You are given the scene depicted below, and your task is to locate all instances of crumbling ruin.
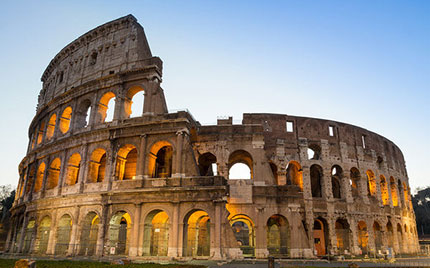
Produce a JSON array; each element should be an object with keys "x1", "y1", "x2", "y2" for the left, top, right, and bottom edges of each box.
[{"x1": 6, "y1": 15, "x2": 419, "y2": 260}]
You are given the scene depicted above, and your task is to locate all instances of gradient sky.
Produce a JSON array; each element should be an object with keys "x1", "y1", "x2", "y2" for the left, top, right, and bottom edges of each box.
[{"x1": 0, "y1": 0, "x2": 428, "y2": 192}]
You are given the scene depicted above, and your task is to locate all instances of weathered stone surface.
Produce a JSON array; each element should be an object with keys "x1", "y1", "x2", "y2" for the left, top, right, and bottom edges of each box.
[{"x1": 6, "y1": 14, "x2": 419, "y2": 261}]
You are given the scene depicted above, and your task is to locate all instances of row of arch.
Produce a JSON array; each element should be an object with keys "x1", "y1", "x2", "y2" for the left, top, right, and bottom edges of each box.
[
  {"x1": 9, "y1": 209, "x2": 417, "y2": 257},
  {"x1": 30, "y1": 87, "x2": 145, "y2": 150}
]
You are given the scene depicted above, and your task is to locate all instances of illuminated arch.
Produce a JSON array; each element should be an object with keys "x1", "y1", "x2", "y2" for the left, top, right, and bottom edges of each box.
[
  {"x1": 380, "y1": 175, "x2": 389, "y2": 205},
  {"x1": 45, "y1": 114, "x2": 56, "y2": 140},
  {"x1": 229, "y1": 214, "x2": 255, "y2": 256},
  {"x1": 357, "y1": 221, "x2": 368, "y2": 254},
  {"x1": 390, "y1": 177, "x2": 398, "y2": 206},
  {"x1": 107, "y1": 211, "x2": 132, "y2": 255},
  {"x1": 116, "y1": 144, "x2": 137, "y2": 180},
  {"x1": 350, "y1": 168, "x2": 361, "y2": 198},
  {"x1": 55, "y1": 214, "x2": 72, "y2": 255},
  {"x1": 97, "y1": 92, "x2": 116, "y2": 123},
  {"x1": 36, "y1": 216, "x2": 51, "y2": 254},
  {"x1": 59, "y1": 106, "x2": 72, "y2": 134},
  {"x1": 286, "y1": 161, "x2": 303, "y2": 190},
  {"x1": 267, "y1": 214, "x2": 289, "y2": 256},
  {"x1": 335, "y1": 218, "x2": 350, "y2": 253},
  {"x1": 125, "y1": 85, "x2": 145, "y2": 118},
  {"x1": 366, "y1": 170, "x2": 376, "y2": 196},
  {"x1": 198, "y1": 152, "x2": 217, "y2": 176},
  {"x1": 34, "y1": 162, "x2": 46, "y2": 193},
  {"x1": 88, "y1": 148, "x2": 107, "y2": 183},
  {"x1": 65, "y1": 153, "x2": 81, "y2": 186},
  {"x1": 78, "y1": 212, "x2": 99, "y2": 256},
  {"x1": 46, "y1": 158, "x2": 61, "y2": 189},
  {"x1": 148, "y1": 141, "x2": 173, "y2": 178},
  {"x1": 142, "y1": 210, "x2": 169, "y2": 256},
  {"x1": 183, "y1": 209, "x2": 210, "y2": 257},
  {"x1": 36, "y1": 121, "x2": 46, "y2": 144}
]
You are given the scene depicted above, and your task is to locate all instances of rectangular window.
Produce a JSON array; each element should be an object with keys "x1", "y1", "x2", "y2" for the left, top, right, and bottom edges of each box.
[
  {"x1": 329, "y1": 126, "x2": 334, "y2": 136},
  {"x1": 286, "y1": 121, "x2": 293, "y2": 132},
  {"x1": 362, "y1": 135, "x2": 366, "y2": 148}
]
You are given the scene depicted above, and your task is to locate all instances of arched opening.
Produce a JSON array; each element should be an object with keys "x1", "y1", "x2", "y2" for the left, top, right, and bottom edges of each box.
[
  {"x1": 75, "y1": 99, "x2": 92, "y2": 128},
  {"x1": 366, "y1": 170, "x2": 376, "y2": 196},
  {"x1": 403, "y1": 182, "x2": 409, "y2": 204},
  {"x1": 34, "y1": 163, "x2": 46, "y2": 193},
  {"x1": 126, "y1": 86, "x2": 145, "y2": 118},
  {"x1": 313, "y1": 218, "x2": 328, "y2": 256},
  {"x1": 98, "y1": 92, "x2": 116, "y2": 123},
  {"x1": 88, "y1": 148, "x2": 106, "y2": 183},
  {"x1": 357, "y1": 221, "x2": 368, "y2": 254},
  {"x1": 183, "y1": 210, "x2": 210, "y2": 257},
  {"x1": 149, "y1": 141, "x2": 173, "y2": 178},
  {"x1": 310, "y1": 164, "x2": 323, "y2": 198},
  {"x1": 36, "y1": 216, "x2": 51, "y2": 254},
  {"x1": 198, "y1": 152, "x2": 217, "y2": 176},
  {"x1": 387, "y1": 221, "x2": 394, "y2": 249},
  {"x1": 59, "y1": 106, "x2": 72, "y2": 134},
  {"x1": 267, "y1": 214, "x2": 289, "y2": 256},
  {"x1": 335, "y1": 219, "x2": 350, "y2": 253},
  {"x1": 79, "y1": 212, "x2": 99, "y2": 256},
  {"x1": 46, "y1": 114, "x2": 56, "y2": 140},
  {"x1": 286, "y1": 161, "x2": 303, "y2": 190},
  {"x1": 65, "y1": 153, "x2": 81, "y2": 186},
  {"x1": 55, "y1": 214, "x2": 72, "y2": 255},
  {"x1": 390, "y1": 177, "x2": 398, "y2": 206},
  {"x1": 107, "y1": 211, "x2": 131, "y2": 255},
  {"x1": 230, "y1": 214, "x2": 255, "y2": 257},
  {"x1": 228, "y1": 150, "x2": 253, "y2": 180},
  {"x1": 307, "y1": 144, "x2": 321, "y2": 160},
  {"x1": 37, "y1": 121, "x2": 46, "y2": 145},
  {"x1": 380, "y1": 175, "x2": 389, "y2": 205},
  {"x1": 46, "y1": 158, "x2": 61, "y2": 190},
  {"x1": 26, "y1": 166, "x2": 35, "y2": 194},
  {"x1": 331, "y1": 165, "x2": 343, "y2": 199},
  {"x1": 22, "y1": 219, "x2": 35, "y2": 254},
  {"x1": 269, "y1": 162, "x2": 278, "y2": 184},
  {"x1": 143, "y1": 210, "x2": 169, "y2": 256},
  {"x1": 398, "y1": 180, "x2": 404, "y2": 206},
  {"x1": 350, "y1": 168, "x2": 361, "y2": 198},
  {"x1": 373, "y1": 221, "x2": 383, "y2": 253},
  {"x1": 116, "y1": 145, "x2": 137, "y2": 180}
]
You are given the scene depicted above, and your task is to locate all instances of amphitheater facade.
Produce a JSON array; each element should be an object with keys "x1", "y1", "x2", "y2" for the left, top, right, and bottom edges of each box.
[{"x1": 6, "y1": 15, "x2": 419, "y2": 260}]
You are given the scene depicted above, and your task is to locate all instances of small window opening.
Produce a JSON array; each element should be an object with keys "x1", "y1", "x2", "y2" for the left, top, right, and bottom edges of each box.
[
  {"x1": 59, "y1": 71, "x2": 64, "y2": 83},
  {"x1": 286, "y1": 121, "x2": 293, "y2": 132},
  {"x1": 307, "y1": 144, "x2": 321, "y2": 160},
  {"x1": 109, "y1": 70, "x2": 115, "y2": 75},
  {"x1": 90, "y1": 52, "x2": 98, "y2": 65},
  {"x1": 212, "y1": 163, "x2": 218, "y2": 176},
  {"x1": 362, "y1": 135, "x2": 366, "y2": 149},
  {"x1": 329, "y1": 126, "x2": 334, "y2": 137}
]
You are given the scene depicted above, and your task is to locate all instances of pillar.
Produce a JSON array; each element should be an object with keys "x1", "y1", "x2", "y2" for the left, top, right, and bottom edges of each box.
[
  {"x1": 136, "y1": 134, "x2": 147, "y2": 180},
  {"x1": 129, "y1": 204, "x2": 141, "y2": 256},
  {"x1": 173, "y1": 131, "x2": 184, "y2": 178},
  {"x1": 167, "y1": 203, "x2": 180, "y2": 257},
  {"x1": 255, "y1": 208, "x2": 269, "y2": 258},
  {"x1": 67, "y1": 206, "x2": 80, "y2": 256},
  {"x1": 78, "y1": 144, "x2": 89, "y2": 193}
]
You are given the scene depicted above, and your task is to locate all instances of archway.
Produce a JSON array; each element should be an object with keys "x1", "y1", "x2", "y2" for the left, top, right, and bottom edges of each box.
[
  {"x1": 313, "y1": 218, "x2": 328, "y2": 256},
  {"x1": 126, "y1": 86, "x2": 145, "y2": 118},
  {"x1": 230, "y1": 214, "x2": 255, "y2": 256},
  {"x1": 46, "y1": 114, "x2": 56, "y2": 140},
  {"x1": 331, "y1": 166, "x2": 343, "y2": 199},
  {"x1": 267, "y1": 214, "x2": 289, "y2": 256},
  {"x1": 36, "y1": 216, "x2": 51, "y2": 254},
  {"x1": 350, "y1": 168, "x2": 361, "y2": 199},
  {"x1": 65, "y1": 153, "x2": 81, "y2": 186},
  {"x1": 34, "y1": 163, "x2": 46, "y2": 193},
  {"x1": 380, "y1": 175, "x2": 389, "y2": 205},
  {"x1": 75, "y1": 99, "x2": 92, "y2": 128},
  {"x1": 79, "y1": 212, "x2": 99, "y2": 256},
  {"x1": 198, "y1": 152, "x2": 217, "y2": 176},
  {"x1": 357, "y1": 221, "x2": 368, "y2": 254},
  {"x1": 183, "y1": 210, "x2": 210, "y2": 257},
  {"x1": 143, "y1": 210, "x2": 169, "y2": 256},
  {"x1": 88, "y1": 148, "x2": 106, "y2": 183},
  {"x1": 335, "y1": 219, "x2": 350, "y2": 253},
  {"x1": 107, "y1": 211, "x2": 131, "y2": 255},
  {"x1": 310, "y1": 165, "x2": 323, "y2": 198},
  {"x1": 98, "y1": 92, "x2": 116, "y2": 123},
  {"x1": 386, "y1": 221, "x2": 394, "y2": 250},
  {"x1": 366, "y1": 170, "x2": 376, "y2": 196},
  {"x1": 46, "y1": 158, "x2": 61, "y2": 189},
  {"x1": 373, "y1": 221, "x2": 383, "y2": 253},
  {"x1": 59, "y1": 106, "x2": 73, "y2": 134},
  {"x1": 149, "y1": 141, "x2": 173, "y2": 178},
  {"x1": 228, "y1": 150, "x2": 253, "y2": 180},
  {"x1": 22, "y1": 219, "x2": 35, "y2": 253},
  {"x1": 286, "y1": 161, "x2": 303, "y2": 190},
  {"x1": 397, "y1": 223, "x2": 403, "y2": 253},
  {"x1": 116, "y1": 144, "x2": 137, "y2": 180},
  {"x1": 390, "y1": 177, "x2": 398, "y2": 206},
  {"x1": 55, "y1": 214, "x2": 72, "y2": 255}
]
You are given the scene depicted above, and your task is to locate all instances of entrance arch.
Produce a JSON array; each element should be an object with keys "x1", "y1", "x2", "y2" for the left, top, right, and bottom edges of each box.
[
  {"x1": 22, "y1": 219, "x2": 35, "y2": 254},
  {"x1": 143, "y1": 210, "x2": 169, "y2": 256},
  {"x1": 313, "y1": 218, "x2": 328, "y2": 256},
  {"x1": 357, "y1": 221, "x2": 369, "y2": 254},
  {"x1": 267, "y1": 214, "x2": 289, "y2": 256},
  {"x1": 183, "y1": 210, "x2": 210, "y2": 257},
  {"x1": 79, "y1": 212, "x2": 99, "y2": 256},
  {"x1": 107, "y1": 211, "x2": 131, "y2": 255},
  {"x1": 373, "y1": 221, "x2": 383, "y2": 253},
  {"x1": 36, "y1": 216, "x2": 51, "y2": 254},
  {"x1": 230, "y1": 214, "x2": 255, "y2": 256},
  {"x1": 55, "y1": 214, "x2": 72, "y2": 255},
  {"x1": 335, "y1": 219, "x2": 350, "y2": 254}
]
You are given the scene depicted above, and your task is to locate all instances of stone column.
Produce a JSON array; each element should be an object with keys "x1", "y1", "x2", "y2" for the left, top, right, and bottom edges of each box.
[
  {"x1": 211, "y1": 201, "x2": 223, "y2": 259},
  {"x1": 46, "y1": 210, "x2": 58, "y2": 255},
  {"x1": 107, "y1": 141, "x2": 118, "y2": 191},
  {"x1": 323, "y1": 167, "x2": 333, "y2": 200},
  {"x1": 40, "y1": 156, "x2": 51, "y2": 199},
  {"x1": 167, "y1": 203, "x2": 180, "y2": 257},
  {"x1": 173, "y1": 131, "x2": 184, "y2": 178},
  {"x1": 6, "y1": 217, "x2": 17, "y2": 252},
  {"x1": 327, "y1": 217, "x2": 337, "y2": 254},
  {"x1": 20, "y1": 166, "x2": 32, "y2": 202},
  {"x1": 374, "y1": 171, "x2": 383, "y2": 206},
  {"x1": 343, "y1": 173, "x2": 354, "y2": 203},
  {"x1": 113, "y1": 85, "x2": 125, "y2": 120},
  {"x1": 137, "y1": 205, "x2": 146, "y2": 256},
  {"x1": 96, "y1": 204, "x2": 109, "y2": 256},
  {"x1": 57, "y1": 150, "x2": 68, "y2": 195},
  {"x1": 136, "y1": 134, "x2": 147, "y2": 180},
  {"x1": 77, "y1": 144, "x2": 89, "y2": 193},
  {"x1": 67, "y1": 206, "x2": 80, "y2": 256},
  {"x1": 17, "y1": 215, "x2": 29, "y2": 253},
  {"x1": 349, "y1": 217, "x2": 360, "y2": 255},
  {"x1": 254, "y1": 208, "x2": 269, "y2": 258},
  {"x1": 129, "y1": 203, "x2": 141, "y2": 256}
]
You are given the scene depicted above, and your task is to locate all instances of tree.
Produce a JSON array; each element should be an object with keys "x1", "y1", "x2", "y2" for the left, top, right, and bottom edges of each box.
[{"x1": 412, "y1": 187, "x2": 430, "y2": 236}]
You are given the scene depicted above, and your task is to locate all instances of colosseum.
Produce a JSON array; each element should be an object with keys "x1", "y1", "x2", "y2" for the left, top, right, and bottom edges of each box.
[{"x1": 6, "y1": 15, "x2": 419, "y2": 260}]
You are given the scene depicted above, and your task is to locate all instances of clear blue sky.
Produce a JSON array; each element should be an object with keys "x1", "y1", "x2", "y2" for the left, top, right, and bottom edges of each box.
[{"x1": 0, "y1": 0, "x2": 428, "y2": 191}]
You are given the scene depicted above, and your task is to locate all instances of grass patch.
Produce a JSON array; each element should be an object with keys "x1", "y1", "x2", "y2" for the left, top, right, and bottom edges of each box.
[{"x1": 0, "y1": 259, "x2": 206, "y2": 268}]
